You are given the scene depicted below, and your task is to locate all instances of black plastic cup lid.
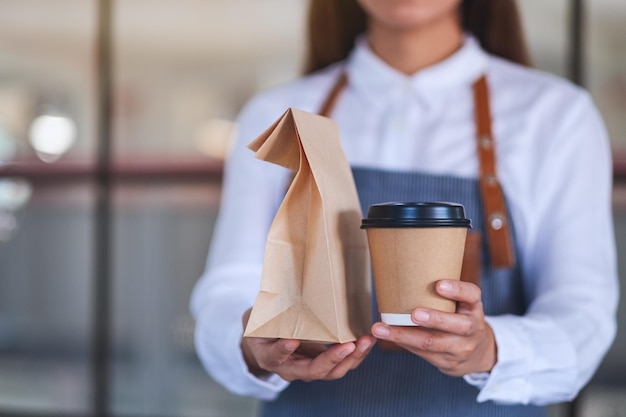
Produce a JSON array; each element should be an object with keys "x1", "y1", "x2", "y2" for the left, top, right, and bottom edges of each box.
[{"x1": 361, "y1": 202, "x2": 471, "y2": 229}]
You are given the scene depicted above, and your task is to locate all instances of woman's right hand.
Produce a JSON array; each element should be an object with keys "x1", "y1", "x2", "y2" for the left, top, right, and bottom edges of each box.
[{"x1": 240, "y1": 308, "x2": 376, "y2": 382}]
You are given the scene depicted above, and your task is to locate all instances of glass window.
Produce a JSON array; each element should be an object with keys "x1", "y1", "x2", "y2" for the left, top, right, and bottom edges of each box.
[
  {"x1": 0, "y1": 181, "x2": 94, "y2": 414},
  {"x1": 0, "y1": 0, "x2": 96, "y2": 414},
  {"x1": 110, "y1": 181, "x2": 258, "y2": 416},
  {"x1": 588, "y1": 0, "x2": 626, "y2": 150},
  {"x1": 517, "y1": 0, "x2": 569, "y2": 77},
  {"x1": 110, "y1": 0, "x2": 306, "y2": 415},
  {"x1": 0, "y1": 0, "x2": 97, "y2": 166},
  {"x1": 113, "y1": 0, "x2": 307, "y2": 163}
]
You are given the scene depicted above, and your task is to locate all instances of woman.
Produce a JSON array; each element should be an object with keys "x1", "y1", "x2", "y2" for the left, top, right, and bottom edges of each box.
[{"x1": 191, "y1": 0, "x2": 618, "y2": 416}]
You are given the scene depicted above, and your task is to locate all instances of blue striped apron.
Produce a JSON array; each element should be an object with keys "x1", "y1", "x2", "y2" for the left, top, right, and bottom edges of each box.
[{"x1": 260, "y1": 167, "x2": 545, "y2": 417}]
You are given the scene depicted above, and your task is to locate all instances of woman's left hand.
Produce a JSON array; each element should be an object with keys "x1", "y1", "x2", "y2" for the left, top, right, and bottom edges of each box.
[{"x1": 371, "y1": 279, "x2": 496, "y2": 377}]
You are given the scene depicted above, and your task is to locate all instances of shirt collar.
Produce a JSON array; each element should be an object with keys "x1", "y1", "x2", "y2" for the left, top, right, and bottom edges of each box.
[{"x1": 345, "y1": 34, "x2": 489, "y2": 106}]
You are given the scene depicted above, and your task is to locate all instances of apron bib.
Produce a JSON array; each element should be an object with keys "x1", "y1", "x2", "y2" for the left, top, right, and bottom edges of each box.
[{"x1": 260, "y1": 73, "x2": 544, "y2": 417}]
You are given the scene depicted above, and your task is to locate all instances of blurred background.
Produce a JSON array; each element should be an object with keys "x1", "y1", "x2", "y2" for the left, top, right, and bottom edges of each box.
[{"x1": 0, "y1": 0, "x2": 624, "y2": 416}]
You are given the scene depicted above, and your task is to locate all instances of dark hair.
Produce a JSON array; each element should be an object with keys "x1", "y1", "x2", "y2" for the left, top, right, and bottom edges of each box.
[{"x1": 303, "y1": 0, "x2": 531, "y2": 74}]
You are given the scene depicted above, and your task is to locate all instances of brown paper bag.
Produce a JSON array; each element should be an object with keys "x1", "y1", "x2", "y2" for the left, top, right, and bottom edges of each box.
[{"x1": 243, "y1": 108, "x2": 371, "y2": 344}]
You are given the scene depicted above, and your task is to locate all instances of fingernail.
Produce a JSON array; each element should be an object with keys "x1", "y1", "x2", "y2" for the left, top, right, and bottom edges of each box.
[
  {"x1": 439, "y1": 281, "x2": 453, "y2": 292},
  {"x1": 284, "y1": 341, "x2": 298, "y2": 352},
  {"x1": 359, "y1": 341, "x2": 372, "y2": 353},
  {"x1": 413, "y1": 309, "x2": 430, "y2": 323},
  {"x1": 373, "y1": 325, "x2": 390, "y2": 337},
  {"x1": 339, "y1": 347, "x2": 353, "y2": 358}
]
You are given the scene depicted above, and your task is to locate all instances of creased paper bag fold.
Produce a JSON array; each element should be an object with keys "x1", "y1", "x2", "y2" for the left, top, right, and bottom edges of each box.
[{"x1": 243, "y1": 108, "x2": 371, "y2": 344}]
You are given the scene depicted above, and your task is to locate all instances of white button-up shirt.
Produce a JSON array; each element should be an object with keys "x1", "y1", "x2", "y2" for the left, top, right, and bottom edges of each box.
[{"x1": 190, "y1": 36, "x2": 618, "y2": 405}]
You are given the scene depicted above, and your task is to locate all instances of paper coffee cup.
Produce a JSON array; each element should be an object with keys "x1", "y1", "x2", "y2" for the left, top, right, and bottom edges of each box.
[{"x1": 361, "y1": 202, "x2": 471, "y2": 326}]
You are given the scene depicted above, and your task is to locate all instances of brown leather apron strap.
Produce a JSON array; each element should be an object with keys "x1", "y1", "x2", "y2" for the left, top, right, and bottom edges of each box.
[
  {"x1": 319, "y1": 72, "x2": 516, "y2": 269},
  {"x1": 319, "y1": 72, "x2": 348, "y2": 117},
  {"x1": 473, "y1": 76, "x2": 516, "y2": 268}
]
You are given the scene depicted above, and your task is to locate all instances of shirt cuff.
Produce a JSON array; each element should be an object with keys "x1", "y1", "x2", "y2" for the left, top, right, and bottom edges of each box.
[
  {"x1": 235, "y1": 336, "x2": 291, "y2": 395},
  {"x1": 473, "y1": 315, "x2": 577, "y2": 405},
  {"x1": 463, "y1": 372, "x2": 490, "y2": 390},
  {"x1": 193, "y1": 298, "x2": 291, "y2": 401},
  {"x1": 473, "y1": 315, "x2": 534, "y2": 404}
]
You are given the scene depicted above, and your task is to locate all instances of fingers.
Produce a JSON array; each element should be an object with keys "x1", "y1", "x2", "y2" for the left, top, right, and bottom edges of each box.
[
  {"x1": 372, "y1": 323, "x2": 449, "y2": 353},
  {"x1": 251, "y1": 338, "x2": 300, "y2": 372},
  {"x1": 436, "y1": 280, "x2": 481, "y2": 305},
  {"x1": 241, "y1": 308, "x2": 375, "y2": 381},
  {"x1": 246, "y1": 336, "x2": 376, "y2": 382},
  {"x1": 241, "y1": 336, "x2": 299, "y2": 377},
  {"x1": 291, "y1": 342, "x2": 328, "y2": 360},
  {"x1": 411, "y1": 308, "x2": 477, "y2": 336},
  {"x1": 372, "y1": 322, "x2": 473, "y2": 356},
  {"x1": 370, "y1": 280, "x2": 482, "y2": 337},
  {"x1": 262, "y1": 339, "x2": 301, "y2": 367},
  {"x1": 298, "y1": 336, "x2": 376, "y2": 381},
  {"x1": 436, "y1": 279, "x2": 484, "y2": 316},
  {"x1": 300, "y1": 342, "x2": 356, "y2": 381},
  {"x1": 321, "y1": 336, "x2": 376, "y2": 378},
  {"x1": 370, "y1": 293, "x2": 497, "y2": 376},
  {"x1": 371, "y1": 322, "x2": 475, "y2": 376}
]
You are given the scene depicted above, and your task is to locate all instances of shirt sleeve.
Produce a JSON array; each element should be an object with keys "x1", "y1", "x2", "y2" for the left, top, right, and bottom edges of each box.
[
  {"x1": 467, "y1": 92, "x2": 619, "y2": 405},
  {"x1": 189, "y1": 96, "x2": 291, "y2": 400}
]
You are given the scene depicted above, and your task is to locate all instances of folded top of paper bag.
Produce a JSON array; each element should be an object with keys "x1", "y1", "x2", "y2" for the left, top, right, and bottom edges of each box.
[{"x1": 243, "y1": 108, "x2": 371, "y2": 344}]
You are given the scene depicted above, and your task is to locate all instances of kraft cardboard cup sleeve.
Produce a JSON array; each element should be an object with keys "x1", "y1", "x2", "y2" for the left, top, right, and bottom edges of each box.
[{"x1": 361, "y1": 202, "x2": 471, "y2": 326}]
